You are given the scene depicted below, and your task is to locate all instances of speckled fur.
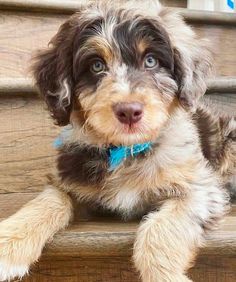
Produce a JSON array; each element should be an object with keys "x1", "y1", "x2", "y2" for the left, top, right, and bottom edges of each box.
[{"x1": 0, "y1": 1, "x2": 234, "y2": 281}]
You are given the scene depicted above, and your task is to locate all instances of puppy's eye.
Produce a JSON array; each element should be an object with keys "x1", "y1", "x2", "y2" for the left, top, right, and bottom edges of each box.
[
  {"x1": 144, "y1": 54, "x2": 158, "y2": 69},
  {"x1": 91, "y1": 60, "x2": 105, "y2": 74}
]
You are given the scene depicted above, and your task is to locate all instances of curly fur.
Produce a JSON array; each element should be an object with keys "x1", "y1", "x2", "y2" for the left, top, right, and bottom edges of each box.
[{"x1": 0, "y1": 1, "x2": 235, "y2": 281}]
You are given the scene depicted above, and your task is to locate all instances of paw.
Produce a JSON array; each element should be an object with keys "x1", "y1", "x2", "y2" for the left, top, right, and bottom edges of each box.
[
  {"x1": 0, "y1": 221, "x2": 42, "y2": 281},
  {"x1": 0, "y1": 262, "x2": 29, "y2": 281}
]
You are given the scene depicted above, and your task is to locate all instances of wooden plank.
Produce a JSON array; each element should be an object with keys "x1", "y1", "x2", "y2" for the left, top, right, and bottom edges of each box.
[
  {"x1": 1, "y1": 77, "x2": 236, "y2": 95},
  {"x1": 0, "y1": 0, "x2": 84, "y2": 14},
  {"x1": 203, "y1": 93, "x2": 236, "y2": 113},
  {"x1": 17, "y1": 216, "x2": 236, "y2": 257},
  {"x1": 0, "y1": 0, "x2": 187, "y2": 15},
  {"x1": 24, "y1": 257, "x2": 140, "y2": 282},
  {"x1": 1, "y1": 1, "x2": 236, "y2": 26},
  {"x1": 0, "y1": 78, "x2": 34, "y2": 94},
  {"x1": 0, "y1": 12, "x2": 66, "y2": 79},
  {"x1": 161, "y1": 0, "x2": 187, "y2": 8},
  {"x1": 207, "y1": 78, "x2": 236, "y2": 93},
  {"x1": 0, "y1": 12, "x2": 235, "y2": 79},
  {"x1": 181, "y1": 9, "x2": 236, "y2": 25},
  {"x1": 17, "y1": 256, "x2": 236, "y2": 282},
  {"x1": 0, "y1": 95, "x2": 59, "y2": 193},
  {"x1": 0, "y1": 192, "x2": 236, "y2": 258},
  {"x1": 190, "y1": 256, "x2": 236, "y2": 282},
  {"x1": 0, "y1": 0, "x2": 187, "y2": 12},
  {"x1": 0, "y1": 192, "x2": 36, "y2": 218},
  {"x1": 0, "y1": 197, "x2": 235, "y2": 281},
  {"x1": 194, "y1": 25, "x2": 236, "y2": 77}
]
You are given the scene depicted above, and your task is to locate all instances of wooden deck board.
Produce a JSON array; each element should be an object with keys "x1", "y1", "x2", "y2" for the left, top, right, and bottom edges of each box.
[
  {"x1": 0, "y1": 12, "x2": 235, "y2": 79},
  {"x1": 0, "y1": 193, "x2": 236, "y2": 281},
  {"x1": 18, "y1": 256, "x2": 236, "y2": 282},
  {"x1": 0, "y1": 95, "x2": 58, "y2": 193},
  {"x1": 0, "y1": 192, "x2": 236, "y2": 258}
]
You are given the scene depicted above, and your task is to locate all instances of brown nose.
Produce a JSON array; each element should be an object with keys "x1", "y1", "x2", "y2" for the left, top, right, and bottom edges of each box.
[{"x1": 113, "y1": 102, "x2": 143, "y2": 125}]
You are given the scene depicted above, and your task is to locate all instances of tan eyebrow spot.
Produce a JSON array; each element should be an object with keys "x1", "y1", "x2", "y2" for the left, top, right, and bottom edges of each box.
[
  {"x1": 137, "y1": 39, "x2": 148, "y2": 55},
  {"x1": 84, "y1": 36, "x2": 114, "y2": 63}
]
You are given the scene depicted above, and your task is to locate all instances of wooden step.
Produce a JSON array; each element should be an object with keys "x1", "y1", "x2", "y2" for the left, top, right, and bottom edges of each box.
[
  {"x1": 0, "y1": 6, "x2": 235, "y2": 78},
  {"x1": 0, "y1": 0, "x2": 188, "y2": 14},
  {"x1": 0, "y1": 193, "x2": 236, "y2": 281},
  {"x1": 2, "y1": 0, "x2": 236, "y2": 26}
]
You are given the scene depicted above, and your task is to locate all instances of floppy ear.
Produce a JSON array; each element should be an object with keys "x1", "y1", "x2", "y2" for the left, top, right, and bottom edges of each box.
[
  {"x1": 159, "y1": 8, "x2": 213, "y2": 109},
  {"x1": 174, "y1": 40, "x2": 213, "y2": 109},
  {"x1": 32, "y1": 16, "x2": 79, "y2": 126}
]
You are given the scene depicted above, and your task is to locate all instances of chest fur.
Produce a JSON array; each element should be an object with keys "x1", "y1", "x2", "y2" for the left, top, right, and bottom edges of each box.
[{"x1": 57, "y1": 149, "x2": 195, "y2": 216}]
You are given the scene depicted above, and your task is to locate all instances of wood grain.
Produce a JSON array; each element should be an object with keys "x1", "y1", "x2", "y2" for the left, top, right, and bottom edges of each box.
[
  {"x1": 189, "y1": 256, "x2": 236, "y2": 282},
  {"x1": 161, "y1": 0, "x2": 187, "y2": 8},
  {"x1": 0, "y1": 0, "x2": 187, "y2": 14},
  {"x1": 0, "y1": 95, "x2": 59, "y2": 193},
  {"x1": 195, "y1": 25, "x2": 236, "y2": 77},
  {"x1": 1, "y1": 194, "x2": 236, "y2": 281},
  {"x1": 0, "y1": 11, "x2": 66, "y2": 79},
  {"x1": 0, "y1": 12, "x2": 235, "y2": 79},
  {"x1": 15, "y1": 256, "x2": 236, "y2": 282},
  {"x1": 207, "y1": 77, "x2": 236, "y2": 93},
  {"x1": 181, "y1": 9, "x2": 236, "y2": 25},
  {"x1": 0, "y1": 0, "x2": 189, "y2": 14},
  {"x1": 2, "y1": 0, "x2": 236, "y2": 26},
  {"x1": 203, "y1": 93, "x2": 236, "y2": 113},
  {"x1": 0, "y1": 0, "x2": 85, "y2": 14},
  {"x1": 0, "y1": 78, "x2": 35, "y2": 94},
  {"x1": 24, "y1": 257, "x2": 140, "y2": 282},
  {"x1": 0, "y1": 192, "x2": 236, "y2": 258}
]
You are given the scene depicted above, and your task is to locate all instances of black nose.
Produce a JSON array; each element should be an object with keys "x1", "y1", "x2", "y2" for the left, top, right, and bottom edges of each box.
[{"x1": 113, "y1": 102, "x2": 143, "y2": 125}]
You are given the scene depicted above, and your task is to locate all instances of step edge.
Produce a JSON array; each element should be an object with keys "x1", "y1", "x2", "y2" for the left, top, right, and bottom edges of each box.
[
  {"x1": 0, "y1": 77, "x2": 236, "y2": 95},
  {"x1": 43, "y1": 223, "x2": 236, "y2": 257},
  {"x1": 0, "y1": 1, "x2": 235, "y2": 25}
]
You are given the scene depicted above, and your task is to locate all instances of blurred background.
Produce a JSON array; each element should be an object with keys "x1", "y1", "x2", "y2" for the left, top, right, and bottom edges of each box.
[{"x1": 188, "y1": 0, "x2": 235, "y2": 12}]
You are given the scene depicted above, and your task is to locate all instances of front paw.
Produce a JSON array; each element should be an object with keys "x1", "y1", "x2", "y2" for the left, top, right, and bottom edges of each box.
[
  {"x1": 0, "y1": 262, "x2": 29, "y2": 282},
  {"x1": 0, "y1": 221, "x2": 43, "y2": 281}
]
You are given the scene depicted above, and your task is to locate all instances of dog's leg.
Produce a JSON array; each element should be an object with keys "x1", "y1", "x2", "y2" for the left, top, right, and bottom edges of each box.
[
  {"x1": 133, "y1": 173, "x2": 227, "y2": 282},
  {"x1": 0, "y1": 186, "x2": 73, "y2": 281}
]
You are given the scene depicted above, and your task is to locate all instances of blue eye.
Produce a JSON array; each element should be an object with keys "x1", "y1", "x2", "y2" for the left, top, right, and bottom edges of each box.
[
  {"x1": 91, "y1": 60, "x2": 105, "y2": 73},
  {"x1": 144, "y1": 54, "x2": 158, "y2": 69}
]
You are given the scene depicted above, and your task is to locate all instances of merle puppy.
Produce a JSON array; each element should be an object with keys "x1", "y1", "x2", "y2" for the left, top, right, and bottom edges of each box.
[{"x1": 0, "y1": 1, "x2": 235, "y2": 281}]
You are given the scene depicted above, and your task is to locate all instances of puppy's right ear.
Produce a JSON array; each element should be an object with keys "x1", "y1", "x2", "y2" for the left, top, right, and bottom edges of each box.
[{"x1": 32, "y1": 16, "x2": 78, "y2": 126}]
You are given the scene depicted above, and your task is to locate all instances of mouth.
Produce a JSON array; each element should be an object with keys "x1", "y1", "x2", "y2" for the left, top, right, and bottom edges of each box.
[{"x1": 121, "y1": 123, "x2": 142, "y2": 134}]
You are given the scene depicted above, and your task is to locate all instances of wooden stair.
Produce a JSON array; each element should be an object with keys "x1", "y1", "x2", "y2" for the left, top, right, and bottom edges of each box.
[
  {"x1": 1, "y1": 193, "x2": 236, "y2": 281},
  {"x1": 0, "y1": 1, "x2": 235, "y2": 281}
]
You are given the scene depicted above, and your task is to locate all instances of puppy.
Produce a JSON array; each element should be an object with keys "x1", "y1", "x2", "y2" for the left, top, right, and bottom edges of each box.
[{"x1": 0, "y1": 1, "x2": 235, "y2": 281}]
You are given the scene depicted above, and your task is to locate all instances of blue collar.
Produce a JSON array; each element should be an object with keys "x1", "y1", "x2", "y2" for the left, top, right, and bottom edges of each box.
[
  {"x1": 54, "y1": 126, "x2": 152, "y2": 171},
  {"x1": 108, "y1": 142, "x2": 152, "y2": 171}
]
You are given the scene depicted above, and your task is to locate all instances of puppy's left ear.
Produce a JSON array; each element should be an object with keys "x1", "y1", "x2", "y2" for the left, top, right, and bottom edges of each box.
[{"x1": 161, "y1": 9, "x2": 213, "y2": 109}]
